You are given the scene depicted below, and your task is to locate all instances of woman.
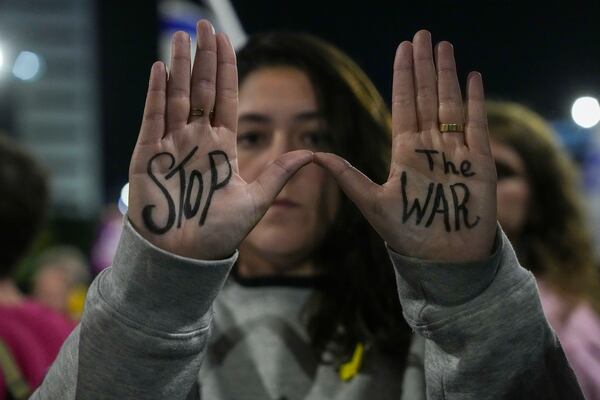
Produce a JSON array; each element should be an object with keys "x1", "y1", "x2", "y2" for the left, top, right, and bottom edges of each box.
[
  {"x1": 34, "y1": 21, "x2": 583, "y2": 399},
  {"x1": 489, "y1": 101, "x2": 600, "y2": 400},
  {"x1": 0, "y1": 135, "x2": 75, "y2": 400}
]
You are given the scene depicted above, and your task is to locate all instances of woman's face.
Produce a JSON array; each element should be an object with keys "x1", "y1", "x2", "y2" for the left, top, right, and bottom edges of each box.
[
  {"x1": 237, "y1": 67, "x2": 340, "y2": 269},
  {"x1": 491, "y1": 139, "x2": 531, "y2": 239}
]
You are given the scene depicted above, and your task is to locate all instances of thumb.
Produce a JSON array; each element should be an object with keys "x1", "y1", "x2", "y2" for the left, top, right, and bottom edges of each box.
[
  {"x1": 248, "y1": 150, "x2": 314, "y2": 213},
  {"x1": 313, "y1": 152, "x2": 381, "y2": 214}
]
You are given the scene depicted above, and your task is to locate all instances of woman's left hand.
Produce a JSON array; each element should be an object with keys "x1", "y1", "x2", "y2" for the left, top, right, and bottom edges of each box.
[{"x1": 315, "y1": 30, "x2": 497, "y2": 262}]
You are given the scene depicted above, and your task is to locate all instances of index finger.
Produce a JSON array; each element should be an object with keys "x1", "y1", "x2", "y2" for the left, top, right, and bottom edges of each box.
[{"x1": 392, "y1": 41, "x2": 417, "y2": 136}]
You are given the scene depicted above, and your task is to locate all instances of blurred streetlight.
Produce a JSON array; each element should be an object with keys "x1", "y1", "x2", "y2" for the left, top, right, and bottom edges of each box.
[
  {"x1": 12, "y1": 50, "x2": 44, "y2": 81},
  {"x1": 571, "y1": 96, "x2": 600, "y2": 129},
  {"x1": 118, "y1": 182, "x2": 129, "y2": 214}
]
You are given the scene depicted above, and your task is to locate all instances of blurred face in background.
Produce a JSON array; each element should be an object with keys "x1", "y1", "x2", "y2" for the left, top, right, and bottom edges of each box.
[
  {"x1": 491, "y1": 139, "x2": 531, "y2": 240},
  {"x1": 236, "y1": 67, "x2": 340, "y2": 275},
  {"x1": 33, "y1": 264, "x2": 72, "y2": 314}
]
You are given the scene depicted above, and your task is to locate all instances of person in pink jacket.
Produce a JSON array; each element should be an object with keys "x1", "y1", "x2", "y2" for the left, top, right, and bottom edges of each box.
[
  {"x1": 0, "y1": 135, "x2": 75, "y2": 400},
  {"x1": 489, "y1": 101, "x2": 600, "y2": 400}
]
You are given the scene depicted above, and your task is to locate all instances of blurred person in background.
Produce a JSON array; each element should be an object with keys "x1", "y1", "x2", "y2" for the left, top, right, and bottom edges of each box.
[
  {"x1": 34, "y1": 23, "x2": 584, "y2": 399},
  {"x1": 32, "y1": 246, "x2": 90, "y2": 321},
  {"x1": 489, "y1": 101, "x2": 600, "y2": 400},
  {"x1": 90, "y1": 205, "x2": 123, "y2": 275},
  {"x1": 0, "y1": 135, "x2": 75, "y2": 400}
]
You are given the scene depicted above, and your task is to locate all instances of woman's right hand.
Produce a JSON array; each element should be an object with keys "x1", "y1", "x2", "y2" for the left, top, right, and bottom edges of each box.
[{"x1": 127, "y1": 21, "x2": 312, "y2": 260}]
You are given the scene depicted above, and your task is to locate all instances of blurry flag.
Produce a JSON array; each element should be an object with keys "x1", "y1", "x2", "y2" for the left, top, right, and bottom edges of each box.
[{"x1": 158, "y1": 0, "x2": 247, "y2": 63}]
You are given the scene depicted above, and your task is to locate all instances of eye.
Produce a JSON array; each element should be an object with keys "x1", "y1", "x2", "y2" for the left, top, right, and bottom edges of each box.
[
  {"x1": 301, "y1": 131, "x2": 331, "y2": 150},
  {"x1": 237, "y1": 131, "x2": 267, "y2": 149},
  {"x1": 495, "y1": 161, "x2": 519, "y2": 181}
]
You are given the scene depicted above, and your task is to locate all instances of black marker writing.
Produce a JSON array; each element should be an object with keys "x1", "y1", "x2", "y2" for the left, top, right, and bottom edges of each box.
[
  {"x1": 415, "y1": 149, "x2": 439, "y2": 172},
  {"x1": 450, "y1": 182, "x2": 480, "y2": 230},
  {"x1": 200, "y1": 150, "x2": 232, "y2": 225},
  {"x1": 415, "y1": 149, "x2": 477, "y2": 178},
  {"x1": 442, "y1": 152, "x2": 459, "y2": 175},
  {"x1": 184, "y1": 170, "x2": 203, "y2": 219},
  {"x1": 425, "y1": 183, "x2": 451, "y2": 231},
  {"x1": 460, "y1": 160, "x2": 475, "y2": 177},
  {"x1": 142, "y1": 146, "x2": 232, "y2": 234},
  {"x1": 142, "y1": 152, "x2": 177, "y2": 234},
  {"x1": 400, "y1": 171, "x2": 480, "y2": 232},
  {"x1": 163, "y1": 146, "x2": 199, "y2": 228},
  {"x1": 401, "y1": 171, "x2": 434, "y2": 224}
]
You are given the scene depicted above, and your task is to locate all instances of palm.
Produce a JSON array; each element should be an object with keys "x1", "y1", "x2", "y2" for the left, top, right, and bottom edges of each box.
[
  {"x1": 379, "y1": 133, "x2": 496, "y2": 260},
  {"x1": 129, "y1": 125, "x2": 250, "y2": 260},
  {"x1": 128, "y1": 22, "x2": 311, "y2": 260},
  {"x1": 315, "y1": 31, "x2": 497, "y2": 262}
]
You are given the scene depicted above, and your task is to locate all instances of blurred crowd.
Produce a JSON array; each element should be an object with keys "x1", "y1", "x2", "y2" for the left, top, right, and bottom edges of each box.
[{"x1": 0, "y1": 137, "x2": 121, "y2": 398}]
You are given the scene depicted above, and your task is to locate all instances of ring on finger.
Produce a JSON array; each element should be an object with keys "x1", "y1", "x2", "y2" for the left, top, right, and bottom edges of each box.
[
  {"x1": 439, "y1": 123, "x2": 464, "y2": 133},
  {"x1": 190, "y1": 107, "x2": 206, "y2": 117},
  {"x1": 190, "y1": 107, "x2": 215, "y2": 120}
]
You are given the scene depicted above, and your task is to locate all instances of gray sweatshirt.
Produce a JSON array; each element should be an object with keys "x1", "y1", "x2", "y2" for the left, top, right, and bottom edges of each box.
[{"x1": 32, "y1": 220, "x2": 584, "y2": 399}]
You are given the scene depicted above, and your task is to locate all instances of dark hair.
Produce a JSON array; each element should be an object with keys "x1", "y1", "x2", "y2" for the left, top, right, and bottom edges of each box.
[
  {"x1": 487, "y1": 101, "x2": 600, "y2": 312},
  {"x1": 237, "y1": 33, "x2": 411, "y2": 363},
  {"x1": 0, "y1": 135, "x2": 49, "y2": 278}
]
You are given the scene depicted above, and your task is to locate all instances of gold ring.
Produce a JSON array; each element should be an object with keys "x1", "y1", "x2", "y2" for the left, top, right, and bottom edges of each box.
[
  {"x1": 439, "y1": 123, "x2": 464, "y2": 133},
  {"x1": 190, "y1": 108, "x2": 205, "y2": 117}
]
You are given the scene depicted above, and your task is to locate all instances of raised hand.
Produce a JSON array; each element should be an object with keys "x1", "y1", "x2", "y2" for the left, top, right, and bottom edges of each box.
[
  {"x1": 315, "y1": 31, "x2": 497, "y2": 262},
  {"x1": 128, "y1": 21, "x2": 313, "y2": 260}
]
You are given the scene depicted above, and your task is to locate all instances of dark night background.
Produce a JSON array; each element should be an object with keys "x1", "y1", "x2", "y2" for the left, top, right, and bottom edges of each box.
[{"x1": 100, "y1": 0, "x2": 600, "y2": 203}]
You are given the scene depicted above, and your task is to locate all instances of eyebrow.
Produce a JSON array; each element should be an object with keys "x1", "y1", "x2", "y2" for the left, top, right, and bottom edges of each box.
[
  {"x1": 494, "y1": 159, "x2": 523, "y2": 174},
  {"x1": 294, "y1": 111, "x2": 324, "y2": 122},
  {"x1": 238, "y1": 111, "x2": 324, "y2": 124}
]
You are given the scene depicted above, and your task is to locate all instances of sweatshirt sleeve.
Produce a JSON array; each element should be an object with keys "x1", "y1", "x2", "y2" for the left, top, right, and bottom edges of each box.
[
  {"x1": 388, "y1": 227, "x2": 585, "y2": 400},
  {"x1": 32, "y1": 219, "x2": 236, "y2": 400}
]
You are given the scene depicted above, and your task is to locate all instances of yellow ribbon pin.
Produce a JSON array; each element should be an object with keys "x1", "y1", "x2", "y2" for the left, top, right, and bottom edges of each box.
[{"x1": 339, "y1": 342, "x2": 364, "y2": 381}]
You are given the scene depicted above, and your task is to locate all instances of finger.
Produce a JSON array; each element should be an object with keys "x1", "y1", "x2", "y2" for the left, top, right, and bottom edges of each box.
[
  {"x1": 313, "y1": 152, "x2": 380, "y2": 216},
  {"x1": 413, "y1": 30, "x2": 438, "y2": 131},
  {"x1": 166, "y1": 31, "x2": 192, "y2": 131},
  {"x1": 214, "y1": 33, "x2": 238, "y2": 131},
  {"x1": 138, "y1": 61, "x2": 167, "y2": 144},
  {"x1": 392, "y1": 41, "x2": 417, "y2": 135},
  {"x1": 249, "y1": 150, "x2": 314, "y2": 214},
  {"x1": 465, "y1": 72, "x2": 491, "y2": 155},
  {"x1": 190, "y1": 20, "x2": 217, "y2": 124},
  {"x1": 435, "y1": 41, "x2": 465, "y2": 144}
]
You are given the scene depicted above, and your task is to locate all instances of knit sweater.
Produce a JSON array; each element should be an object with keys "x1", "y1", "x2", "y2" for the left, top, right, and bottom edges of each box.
[
  {"x1": 32, "y1": 220, "x2": 584, "y2": 399},
  {"x1": 199, "y1": 278, "x2": 425, "y2": 399}
]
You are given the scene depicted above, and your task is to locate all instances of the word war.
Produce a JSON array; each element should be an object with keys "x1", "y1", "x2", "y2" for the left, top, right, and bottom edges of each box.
[
  {"x1": 142, "y1": 146, "x2": 232, "y2": 234},
  {"x1": 401, "y1": 149, "x2": 480, "y2": 232}
]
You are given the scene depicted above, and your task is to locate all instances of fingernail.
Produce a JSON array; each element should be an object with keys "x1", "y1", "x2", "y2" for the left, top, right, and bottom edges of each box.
[
  {"x1": 175, "y1": 31, "x2": 189, "y2": 42},
  {"x1": 152, "y1": 61, "x2": 164, "y2": 73}
]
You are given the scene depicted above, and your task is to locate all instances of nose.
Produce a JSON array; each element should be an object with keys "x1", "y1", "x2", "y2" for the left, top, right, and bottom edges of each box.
[
  {"x1": 240, "y1": 130, "x2": 295, "y2": 183},
  {"x1": 266, "y1": 129, "x2": 296, "y2": 160}
]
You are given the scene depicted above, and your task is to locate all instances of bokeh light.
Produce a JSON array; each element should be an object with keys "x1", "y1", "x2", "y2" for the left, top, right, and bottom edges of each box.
[
  {"x1": 12, "y1": 50, "x2": 44, "y2": 81},
  {"x1": 118, "y1": 182, "x2": 129, "y2": 215},
  {"x1": 571, "y1": 96, "x2": 600, "y2": 129}
]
